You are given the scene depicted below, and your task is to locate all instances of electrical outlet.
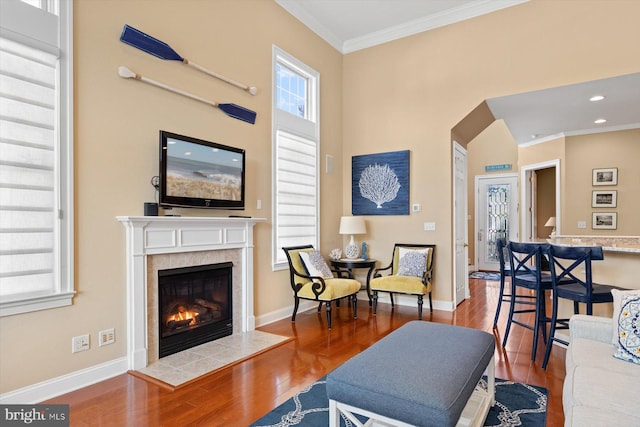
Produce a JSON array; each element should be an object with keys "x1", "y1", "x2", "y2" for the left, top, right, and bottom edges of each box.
[
  {"x1": 577, "y1": 221, "x2": 587, "y2": 229},
  {"x1": 423, "y1": 222, "x2": 436, "y2": 231},
  {"x1": 72, "y1": 334, "x2": 90, "y2": 353},
  {"x1": 99, "y1": 328, "x2": 115, "y2": 346}
]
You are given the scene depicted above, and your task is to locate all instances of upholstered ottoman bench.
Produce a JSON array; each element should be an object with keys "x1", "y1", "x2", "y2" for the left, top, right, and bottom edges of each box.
[{"x1": 326, "y1": 321, "x2": 495, "y2": 427}]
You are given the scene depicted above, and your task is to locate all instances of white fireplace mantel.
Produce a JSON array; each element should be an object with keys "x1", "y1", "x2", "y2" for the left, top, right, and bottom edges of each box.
[{"x1": 117, "y1": 216, "x2": 265, "y2": 370}]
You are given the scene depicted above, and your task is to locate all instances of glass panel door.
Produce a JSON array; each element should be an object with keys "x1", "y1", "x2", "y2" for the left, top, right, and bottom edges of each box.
[{"x1": 476, "y1": 175, "x2": 518, "y2": 271}]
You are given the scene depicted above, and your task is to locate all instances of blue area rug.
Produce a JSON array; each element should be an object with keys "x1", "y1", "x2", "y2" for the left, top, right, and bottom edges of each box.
[
  {"x1": 470, "y1": 271, "x2": 501, "y2": 281},
  {"x1": 250, "y1": 376, "x2": 547, "y2": 427}
]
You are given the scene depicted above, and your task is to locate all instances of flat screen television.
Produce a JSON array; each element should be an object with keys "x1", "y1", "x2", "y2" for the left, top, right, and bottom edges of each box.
[{"x1": 159, "y1": 131, "x2": 245, "y2": 210}]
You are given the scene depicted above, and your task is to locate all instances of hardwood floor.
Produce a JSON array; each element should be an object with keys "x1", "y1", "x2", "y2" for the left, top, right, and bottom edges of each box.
[{"x1": 46, "y1": 278, "x2": 565, "y2": 426}]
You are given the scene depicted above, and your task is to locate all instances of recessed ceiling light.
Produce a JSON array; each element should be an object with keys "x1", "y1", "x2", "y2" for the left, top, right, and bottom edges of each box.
[
  {"x1": 590, "y1": 95, "x2": 605, "y2": 102},
  {"x1": 594, "y1": 118, "x2": 607, "y2": 124},
  {"x1": 530, "y1": 134, "x2": 538, "y2": 139}
]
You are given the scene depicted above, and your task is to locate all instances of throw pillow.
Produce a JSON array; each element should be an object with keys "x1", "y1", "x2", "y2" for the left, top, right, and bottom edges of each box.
[
  {"x1": 611, "y1": 289, "x2": 640, "y2": 347},
  {"x1": 613, "y1": 294, "x2": 640, "y2": 365},
  {"x1": 397, "y1": 247, "x2": 428, "y2": 277},
  {"x1": 299, "y1": 251, "x2": 334, "y2": 279}
]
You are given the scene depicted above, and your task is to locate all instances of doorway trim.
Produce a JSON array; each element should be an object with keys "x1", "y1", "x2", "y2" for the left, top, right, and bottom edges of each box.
[
  {"x1": 520, "y1": 159, "x2": 561, "y2": 241},
  {"x1": 453, "y1": 141, "x2": 468, "y2": 306}
]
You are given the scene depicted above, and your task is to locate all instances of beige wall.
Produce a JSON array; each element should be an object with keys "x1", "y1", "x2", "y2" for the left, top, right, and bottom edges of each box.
[
  {"x1": 343, "y1": 0, "x2": 640, "y2": 303},
  {"x1": 564, "y1": 129, "x2": 640, "y2": 235},
  {"x1": 0, "y1": 0, "x2": 343, "y2": 394},
  {"x1": 2, "y1": 0, "x2": 640, "y2": 396}
]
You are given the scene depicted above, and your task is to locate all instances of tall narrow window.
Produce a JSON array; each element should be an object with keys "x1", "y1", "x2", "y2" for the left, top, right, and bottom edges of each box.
[
  {"x1": 0, "y1": 0, "x2": 74, "y2": 316},
  {"x1": 272, "y1": 47, "x2": 319, "y2": 269}
]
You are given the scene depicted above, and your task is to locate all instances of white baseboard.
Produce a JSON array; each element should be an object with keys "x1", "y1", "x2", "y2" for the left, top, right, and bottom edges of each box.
[
  {"x1": 255, "y1": 300, "x2": 317, "y2": 327},
  {"x1": 0, "y1": 357, "x2": 128, "y2": 404},
  {"x1": 368, "y1": 292, "x2": 454, "y2": 312}
]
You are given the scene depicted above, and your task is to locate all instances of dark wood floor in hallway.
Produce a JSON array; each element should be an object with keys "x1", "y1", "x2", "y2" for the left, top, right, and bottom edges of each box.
[{"x1": 46, "y1": 278, "x2": 565, "y2": 426}]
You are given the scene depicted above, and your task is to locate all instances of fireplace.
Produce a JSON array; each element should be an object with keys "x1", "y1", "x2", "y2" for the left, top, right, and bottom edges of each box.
[
  {"x1": 117, "y1": 216, "x2": 264, "y2": 370},
  {"x1": 158, "y1": 262, "x2": 233, "y2": 358}
]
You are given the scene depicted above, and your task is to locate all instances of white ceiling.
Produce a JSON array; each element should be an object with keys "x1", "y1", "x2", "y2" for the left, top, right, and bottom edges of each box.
[
  {"x1": 486, "y1": 73, "x2": 640, "y2": 145},
  {"x1": 275, "y1": 0, "x2": 640, "y2": 144}
]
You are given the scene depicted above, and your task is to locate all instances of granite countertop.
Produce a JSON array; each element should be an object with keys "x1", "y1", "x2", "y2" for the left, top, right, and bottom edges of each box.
[{"x1": 548, "y1": 236, "x2": 640, "y2": 254}]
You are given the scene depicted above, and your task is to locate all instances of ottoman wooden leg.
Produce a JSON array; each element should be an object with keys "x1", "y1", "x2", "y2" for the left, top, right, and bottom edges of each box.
[{"x1": 329, "y1": 399, "x2": 340, "y2": 427}]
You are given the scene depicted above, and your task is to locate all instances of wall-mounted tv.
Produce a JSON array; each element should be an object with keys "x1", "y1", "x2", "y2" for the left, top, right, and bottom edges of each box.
[{"x1": 159, "y1": 131, "x2": 245, "y2": 210}]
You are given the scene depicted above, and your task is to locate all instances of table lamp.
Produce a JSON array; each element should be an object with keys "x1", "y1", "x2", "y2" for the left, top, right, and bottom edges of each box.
[
  {"x1": 339, "y1": 216, "x2": 366, "y2": 259},
  {"x1": 544, "y1": 216, "x2": 556, "y2": 238}
]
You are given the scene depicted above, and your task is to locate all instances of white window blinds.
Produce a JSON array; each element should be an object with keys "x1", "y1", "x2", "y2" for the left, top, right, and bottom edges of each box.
[
  {"x1": 274, "y1": 130, "x2": 318, "y2": 264},
  {"x1": 0, "y1": 37, "x2": 57, "y2": 297},
  {"x1": 0, "y1": 0, "x2": 74, "y2": 316}
]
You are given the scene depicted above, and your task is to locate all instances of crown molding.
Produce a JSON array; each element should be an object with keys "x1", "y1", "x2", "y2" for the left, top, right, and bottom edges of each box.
[
  {"x1": 274, "y1": 0, "x2": 343, "y2": 52},
  {"x1": 343, "y1": 0, "x2": 528, "y2": 53},
  {"x1": 276, "y1": 0, "x2": 529, "y2": 54}
]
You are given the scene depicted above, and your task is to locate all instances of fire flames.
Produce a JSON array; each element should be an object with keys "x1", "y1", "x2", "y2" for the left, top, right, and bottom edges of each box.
[{"x1": 166, "y1": 305, "x2": 197, "y2": 327}]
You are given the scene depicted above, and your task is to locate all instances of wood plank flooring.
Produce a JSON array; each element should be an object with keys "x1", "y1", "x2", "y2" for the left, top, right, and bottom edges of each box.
[{"x1": 45, "y1": 278, "x2": 565, "y2": 426}]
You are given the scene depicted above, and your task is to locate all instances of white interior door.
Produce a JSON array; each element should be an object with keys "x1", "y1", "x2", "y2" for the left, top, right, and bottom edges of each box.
[
  {"x1": 453, "y1": 143, "x2": 468, "y2": 305},
  {"x1": 475, "y1": 174, "x2": 518, "y2": 271}
]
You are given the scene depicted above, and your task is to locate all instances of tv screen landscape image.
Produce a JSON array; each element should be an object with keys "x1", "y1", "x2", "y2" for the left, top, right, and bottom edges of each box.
[{"x1": 159, "y1": 131, "x2": 245, "y2": 210}]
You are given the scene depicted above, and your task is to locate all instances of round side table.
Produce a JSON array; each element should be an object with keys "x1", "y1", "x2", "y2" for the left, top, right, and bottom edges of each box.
[{"x1": 330, "y1": 258, "x2": 377, "y2": 305}]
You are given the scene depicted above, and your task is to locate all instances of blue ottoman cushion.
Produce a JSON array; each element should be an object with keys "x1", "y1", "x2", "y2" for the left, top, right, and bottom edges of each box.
[{"x1": 326, "y1": 321, "x2": 495, "y2": 427}]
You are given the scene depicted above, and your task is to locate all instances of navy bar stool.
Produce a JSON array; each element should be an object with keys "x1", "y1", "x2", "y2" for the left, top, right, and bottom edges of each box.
[
  {"x1": 493, "y1": 238, "x2": 532, "y2": 327},
  {"x1": 542, "y1": 244, "x2": 628, "y2": 369},
  {"x1": 502, "y1": 241, "x2": 555, "y2": 362}
]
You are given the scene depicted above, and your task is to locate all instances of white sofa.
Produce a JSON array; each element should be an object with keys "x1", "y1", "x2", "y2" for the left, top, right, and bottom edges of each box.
[{"x1": 564, "y1": 315, "x2": 640, "y2": 426}]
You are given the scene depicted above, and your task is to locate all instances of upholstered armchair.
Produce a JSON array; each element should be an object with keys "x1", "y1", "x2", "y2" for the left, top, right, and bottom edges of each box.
[
  {"x1": 282, "y1": 245, "x2": 361, "y2": 329},
  {"x1": 370, "y1": 244, "x2": 435, "y2": 320}
]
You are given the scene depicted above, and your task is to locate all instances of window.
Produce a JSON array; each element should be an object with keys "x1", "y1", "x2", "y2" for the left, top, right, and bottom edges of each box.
[
  {"x1": 272, "y1": 47, "x2": 320, "y2": 269},
  {"x1": 0, "y1": 0, "x2": 74, "y2": 316}
]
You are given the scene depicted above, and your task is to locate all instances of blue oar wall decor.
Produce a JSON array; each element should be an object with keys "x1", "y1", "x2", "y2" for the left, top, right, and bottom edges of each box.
[
  {"x1": 120, "y1": 24, "x2": 257, "y2": 96},
  {"x1": 118, "y1": 66, "x2": 256, "y2": 125}
]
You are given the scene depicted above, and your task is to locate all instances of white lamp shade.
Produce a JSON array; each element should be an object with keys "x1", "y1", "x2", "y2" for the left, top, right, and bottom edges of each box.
[
  {"x1": 544, "y1": 217, "x2": 556, "y2": 227},
  {"x1": 339, "y1": 216, "x2": 366, "y2": 235}
]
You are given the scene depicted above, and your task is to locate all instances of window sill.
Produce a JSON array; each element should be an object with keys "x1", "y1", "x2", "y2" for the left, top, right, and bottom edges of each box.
[{"x1": 0, "y1": 291, "x2": 76, "y2": 317}]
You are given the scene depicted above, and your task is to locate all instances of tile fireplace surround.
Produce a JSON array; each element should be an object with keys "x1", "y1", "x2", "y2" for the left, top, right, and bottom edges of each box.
[{"x1": 117, "y1": 216, "x2": 265, "y2": 371}]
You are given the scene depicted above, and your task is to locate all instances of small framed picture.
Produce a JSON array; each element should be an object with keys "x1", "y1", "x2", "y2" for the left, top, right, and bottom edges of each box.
[
  {"x1": 592, "y1": 168, "x2": 618, "y2": 186},
  {"x1": 592, "y1": 190, "x2": 617, "y2": 208},
  {"x1": 592, "y1": 212, "x2": 617, "y2": 230}
]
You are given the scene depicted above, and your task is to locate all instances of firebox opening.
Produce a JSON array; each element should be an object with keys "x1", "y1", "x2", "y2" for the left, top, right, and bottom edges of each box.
[{"x1": 158, "y1": 261, "x2": 233, "y2": 358}]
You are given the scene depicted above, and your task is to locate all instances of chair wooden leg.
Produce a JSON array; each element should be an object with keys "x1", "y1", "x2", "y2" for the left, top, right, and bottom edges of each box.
[
  {"x1": 502, "y1": 281, "x2": 517, "y2": 348},
  {"x1": 574, "y1": 301, "x2": 580, "y2": 315},
  {"x1": 292, "y1": 297, "x2": 300, "y2": 322},
  {"x1": 352, "y1": 295, "x2": 357, "y2": 319},
  {"x1": 539, "y1": 291, "x2": 548, "y2": 344},
  {"x1": 531, "y1": 290, "x2": 546, "y2": 362},
  {"x1": 542, "y1": 289, "x2": 560, "y2": 369},
  {"x1": 493, "y1": 275, "x2": 506, "y2": 327},
  {"x1": 390, "y1": 293, "x2": 395, "y2": 307},
  {"x1": 428, "y1": 292, "x2": 433, "y2": 312},
  {"x1": 417, "y1": 295, "x2": 423, "y2": 320},
  {"x1": 325, "y1": 301, "x2": 332, "y2": 329},
  {"x1": 372, "y1": 291, "x2": 378, "y2": 315},
  {"x1": 317, "y1": 302, "x2": 323, "y2": 312}
]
